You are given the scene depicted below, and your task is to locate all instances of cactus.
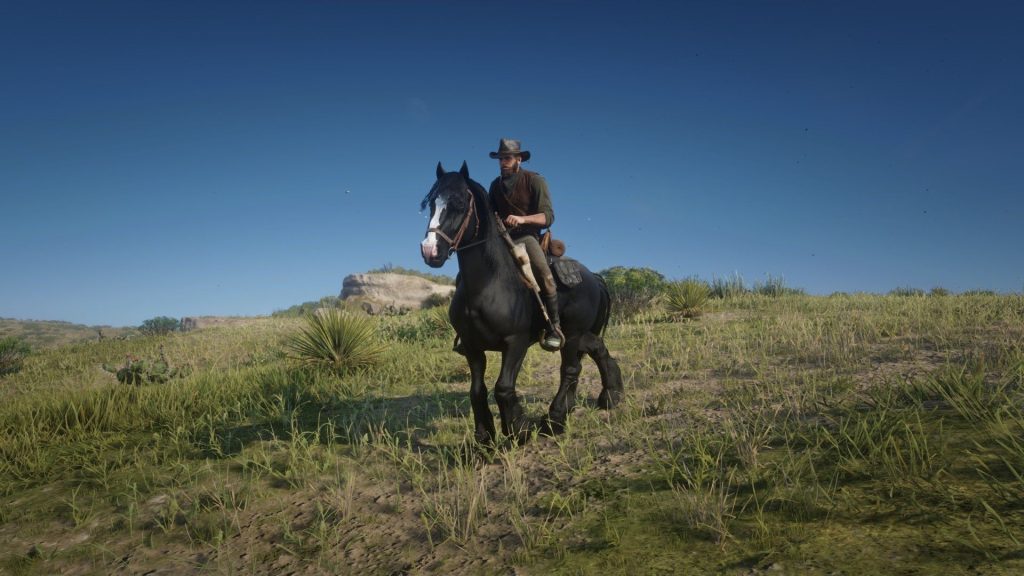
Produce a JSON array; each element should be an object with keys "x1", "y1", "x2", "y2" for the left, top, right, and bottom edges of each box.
[{"x1": 102, "y1": 346, "x2": 191, "y2": 385}]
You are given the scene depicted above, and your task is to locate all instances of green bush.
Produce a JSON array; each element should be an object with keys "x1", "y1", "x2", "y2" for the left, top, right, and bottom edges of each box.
[
  {"x1": 283, "y1": 309, "x2": 385, "y2": 375},
  {"x1": 421, "y1": 292, "x2": 453, "y2": 309},
  {"x1": 383, "y1": 306, "x2": 453, "y2": 342},
  {"x1": 139, "y1": 316, "x2": 181, "y2": 335},
  {"x1": 0, "y1": 337, "x2": 31, "y2": 376},
  {"x1": 599, "y1": 266, "x2": 668, "y2": 319},
  {"x1": 889, "y1": 286, "x2": 925, "y2": 297},
  {"x1": 929, "y1": 286, "x2": 951, "y2": 297},
  {"x1": 662, "y1": 279, "x2": 711, "y2": 319}
]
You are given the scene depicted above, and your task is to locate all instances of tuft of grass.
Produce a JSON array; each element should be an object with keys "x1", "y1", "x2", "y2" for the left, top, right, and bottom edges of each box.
[
  {"x1": 282, "y1": 310, "x2": 385, "y2": 375},
  {"x1": 709, "y1": 272, "x2": 747, "y2": 299},
  {"x1": 753, "y1": 274, "x2": 804, "y2": 297}
]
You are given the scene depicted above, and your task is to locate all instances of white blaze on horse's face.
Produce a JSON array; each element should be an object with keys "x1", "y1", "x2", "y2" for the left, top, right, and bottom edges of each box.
[{"x1": 420, "y1": 197, "x2": 447, "y2": 262}]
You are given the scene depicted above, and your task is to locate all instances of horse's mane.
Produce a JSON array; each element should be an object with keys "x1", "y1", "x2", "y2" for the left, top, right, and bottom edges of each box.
[{"x1": 419, "y1": 171, "x2": 492, "y2": 218}]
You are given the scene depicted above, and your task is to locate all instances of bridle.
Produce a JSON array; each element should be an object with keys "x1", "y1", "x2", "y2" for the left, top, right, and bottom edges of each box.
[{"x1": 428, "y1": 187, "x2": 485, "y2": 255}]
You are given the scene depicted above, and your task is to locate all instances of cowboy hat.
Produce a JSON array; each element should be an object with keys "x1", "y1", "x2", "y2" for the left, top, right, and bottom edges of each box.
[{"x1": 489, "y1": 138, "x2": 531, "y2": 161}]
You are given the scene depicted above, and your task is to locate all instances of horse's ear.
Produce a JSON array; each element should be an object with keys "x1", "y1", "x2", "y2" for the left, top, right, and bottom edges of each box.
[
  {"x1": 436, "y1": 162, "x2": 445, "y2": 180},
  {"x1": 459, "y1": 161, "x2": 469, "y2": 180}
]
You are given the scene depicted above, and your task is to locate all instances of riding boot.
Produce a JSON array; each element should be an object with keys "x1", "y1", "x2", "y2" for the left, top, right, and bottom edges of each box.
[
  {"x1": 452, "y1": 335, "x2": 466, "y2": 356},
  {"x1": 540, "y1": 293, "x2": 564, "y2": 352}
]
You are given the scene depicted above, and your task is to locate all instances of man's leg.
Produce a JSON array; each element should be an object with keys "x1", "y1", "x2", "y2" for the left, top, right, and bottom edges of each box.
[{"x1": 518, "y1": 236, "x2": 563, "y2": 351}]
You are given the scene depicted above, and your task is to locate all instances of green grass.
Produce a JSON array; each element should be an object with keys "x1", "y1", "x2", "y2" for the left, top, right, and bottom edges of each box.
[{"x1": 2, "y1": 295, "x2": 1024, "y2": 574}]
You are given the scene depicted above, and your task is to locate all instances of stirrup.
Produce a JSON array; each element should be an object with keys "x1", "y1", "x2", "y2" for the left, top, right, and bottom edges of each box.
[{"x1": 540, "y1": 326, "x2": 564, "y2": 352}]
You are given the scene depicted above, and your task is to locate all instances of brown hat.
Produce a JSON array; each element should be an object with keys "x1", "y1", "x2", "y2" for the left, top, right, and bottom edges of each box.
[{"x1": 489, "y1": 138, "x2": 531, "y2": 161}]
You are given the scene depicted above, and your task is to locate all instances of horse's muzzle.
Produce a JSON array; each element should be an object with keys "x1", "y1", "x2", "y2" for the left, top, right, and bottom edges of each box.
[{"x1": 421, "y1": 240, "x2": 445, "y2": 268}]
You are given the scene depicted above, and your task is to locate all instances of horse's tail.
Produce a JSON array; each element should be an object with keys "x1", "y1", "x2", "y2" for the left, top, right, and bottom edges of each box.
[{"x1": 593, "y1": 273, "x2": 612, "y2": 337}]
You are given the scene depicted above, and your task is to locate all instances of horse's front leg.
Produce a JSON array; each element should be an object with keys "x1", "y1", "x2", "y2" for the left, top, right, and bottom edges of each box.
[
  {"x1": 494, "y1": 336, "x2": 531, "y2": 443},
  {"x1": 546, "y1": 337, "x2": 582, "y2": 435},
  {"x1": 466, "y1": 349, "x2": 495, "y2": 445}
]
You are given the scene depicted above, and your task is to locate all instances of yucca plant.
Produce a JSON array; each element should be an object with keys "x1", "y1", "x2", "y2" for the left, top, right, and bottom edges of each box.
[
  {"x1": 662, "y1": 279, "x2": 711, "y2": 319},
  {"x1": 283, "y1": 309, "x2": 385, "y2": 375}
]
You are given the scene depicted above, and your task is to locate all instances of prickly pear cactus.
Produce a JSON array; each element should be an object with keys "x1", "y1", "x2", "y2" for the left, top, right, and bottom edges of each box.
[{"x1": 102, "y1": 346, "x2": 191, "y2": 385}]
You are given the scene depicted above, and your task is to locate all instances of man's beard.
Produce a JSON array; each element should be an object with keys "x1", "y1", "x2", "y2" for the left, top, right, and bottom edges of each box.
[{"x1": 500, "y1": 163, "x2": 520, "y2": 176}]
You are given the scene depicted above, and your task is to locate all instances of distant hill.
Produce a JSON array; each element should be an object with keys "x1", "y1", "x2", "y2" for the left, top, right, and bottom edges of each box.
[{"x1": 0, "y1": 318, "x2": 135, "y2": 349}]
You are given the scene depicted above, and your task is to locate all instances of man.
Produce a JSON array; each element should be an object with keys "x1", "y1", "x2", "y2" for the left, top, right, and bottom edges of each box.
[{"x1": 488, "y1": 138, "x2": 564, "y2": 351}]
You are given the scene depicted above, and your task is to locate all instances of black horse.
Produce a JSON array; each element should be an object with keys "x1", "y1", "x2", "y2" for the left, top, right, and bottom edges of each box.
[{"x1": 420, "y1": 162, "x2": 623, "y2": 444}]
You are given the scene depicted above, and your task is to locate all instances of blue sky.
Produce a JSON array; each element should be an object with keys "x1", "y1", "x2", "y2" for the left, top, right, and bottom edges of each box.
[{"x1": 2, "y1": 1, "x2": 1022, "y2": 326}]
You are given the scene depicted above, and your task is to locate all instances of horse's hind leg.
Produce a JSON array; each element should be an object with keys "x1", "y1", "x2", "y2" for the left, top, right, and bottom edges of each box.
[
  {"x1": 546, "y1": 338, "x2": 583, "y2": 435},
  {"x1": 580, "y1": 332, "x2": 624, "y2": 409},
  {"x1": 467, "y1": 350, "x2": 496, "y2": 445}
]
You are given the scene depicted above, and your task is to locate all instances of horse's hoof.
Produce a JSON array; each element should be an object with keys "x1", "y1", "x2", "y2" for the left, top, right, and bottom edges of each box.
[
  {"x1": 540, "y1": 418, "x2": 565, "y2": 436},
  {"x1": 597, "y1": 389, "x2": 623, "y2": 410}
]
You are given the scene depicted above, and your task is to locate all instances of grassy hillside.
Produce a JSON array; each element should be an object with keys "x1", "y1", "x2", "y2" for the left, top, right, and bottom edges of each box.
[
  {"x1": 1, "y1": 294, "x2": 1023, "y2": 574},
  {"x1": 0, "y1": 318, "x2": 135, "y2": 349}
]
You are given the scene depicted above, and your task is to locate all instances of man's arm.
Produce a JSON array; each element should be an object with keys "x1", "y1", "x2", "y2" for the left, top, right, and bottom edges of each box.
[{"x1": 505, "y1": 175, "x2": 554, "y2": 229}]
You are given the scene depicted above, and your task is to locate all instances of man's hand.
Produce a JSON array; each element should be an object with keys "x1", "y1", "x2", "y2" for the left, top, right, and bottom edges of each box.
[{"x1": 504, "y1": 213, "x2": 547, "y2": 228}]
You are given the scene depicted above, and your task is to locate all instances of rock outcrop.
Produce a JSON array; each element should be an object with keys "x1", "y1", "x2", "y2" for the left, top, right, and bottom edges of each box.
[{"x1": 340, "y1": 273, "x2": 454, "y2": 313}]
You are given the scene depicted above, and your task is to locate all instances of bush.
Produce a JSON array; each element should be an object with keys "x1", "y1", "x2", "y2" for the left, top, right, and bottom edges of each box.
[
  {"x1": 599, "y1": 266, "x2": 668, "y2": 319},
  {"x1": 0, "y1": 337, "x2": 31, "y2": 376},
  {"x1": 929, "y1": 286, "x2": 951, "y2": 297},
  {"x1": 422, "y1": 292, "x2": 453, "y2": 309},
  {"x1": 662, "y1": 279, "x2": 711, "y2": 319},
  {"x1": 383, "y1": 306, "x2": 453, "y2": 342},
  {"x1": 889, "y1": 286, "x2": 925, "y2": 297},
  {"x1": 283, "y1": 309, "x2": 385, "y2": 375},
  {"x1": 139, "y1": 316, "x2": 181, "y2": 335}
]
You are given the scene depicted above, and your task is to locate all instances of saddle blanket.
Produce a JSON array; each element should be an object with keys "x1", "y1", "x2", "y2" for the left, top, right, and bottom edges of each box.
[{"x1": 550, "y1": 257, "x2": 584, "y2": 289}]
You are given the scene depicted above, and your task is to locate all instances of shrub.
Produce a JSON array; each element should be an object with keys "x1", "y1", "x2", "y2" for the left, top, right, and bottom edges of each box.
[
  {"x1": 0, "y1": 337, "x2": 31, "y2": 376},
  {"x1": 599, "y1": 266, "x2": 668, "y2": 319},
  {"x1": 422, "y1": 292, "x2": 453, "y2": 309},
  {"x1": 662, "y1": 279, "x2": 711, "y2": 319},
  {"x1": 283, "y1": 309, "x2": 385, "y2": 375},
  {"x1": 709, "y1": 273, "x2": 747, "y2": 299},
  {"x1": 929, "y1": 286, "x2": 951, "y2": 297},
  {"x1": 889, "y1": 286, "x2": 925, "y2": 297},
  {"x1": 139, "y1": 316, "x2": 181, "y2": 335},
  {"x1": 384, "y1": 306, "x2": 453, "y2": 342}
]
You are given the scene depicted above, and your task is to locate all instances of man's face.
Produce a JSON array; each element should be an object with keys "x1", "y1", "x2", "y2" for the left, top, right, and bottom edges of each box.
[{"x1": 499, "y1": 154, "x2": 521, "y2": 175}]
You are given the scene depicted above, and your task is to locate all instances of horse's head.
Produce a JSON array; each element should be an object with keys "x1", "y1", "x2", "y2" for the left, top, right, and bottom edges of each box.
[{"x1": 420, "y1": 161, "x2": 477, "y2": 268}]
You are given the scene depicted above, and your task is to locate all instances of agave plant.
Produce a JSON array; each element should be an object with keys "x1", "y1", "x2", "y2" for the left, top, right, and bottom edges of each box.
[
  {"x1": 662, "y1": 279, "x2": 711, "y2": 320},
  {"x1": 283, "y1": 309, "x2": 385, "y2": 375}
]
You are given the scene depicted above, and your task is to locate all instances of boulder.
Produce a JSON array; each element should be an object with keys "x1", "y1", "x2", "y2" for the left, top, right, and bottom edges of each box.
[{"x1": 340, "y1": 273, "x2": 454, "y2": 312}]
